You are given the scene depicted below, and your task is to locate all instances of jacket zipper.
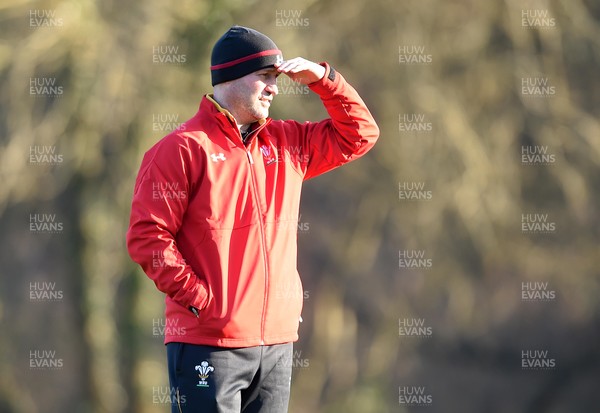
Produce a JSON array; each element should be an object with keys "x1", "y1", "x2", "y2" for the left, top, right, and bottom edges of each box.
[{"x1": 241, "y1": 124, "x2": 271, "y2": 345}]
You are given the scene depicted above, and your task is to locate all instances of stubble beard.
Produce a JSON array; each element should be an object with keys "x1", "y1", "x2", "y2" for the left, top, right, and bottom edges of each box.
[{"x1": 240, "y1": 97, "x2": 270, "y2": 123}]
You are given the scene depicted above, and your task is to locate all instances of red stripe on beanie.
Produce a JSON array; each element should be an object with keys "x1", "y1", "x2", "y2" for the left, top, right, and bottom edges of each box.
[{"x1": 210, "y1": 49, "x2": 282, "y2": 70}]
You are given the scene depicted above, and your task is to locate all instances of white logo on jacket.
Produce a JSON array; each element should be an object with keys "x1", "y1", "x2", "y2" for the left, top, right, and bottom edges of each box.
[
  {"x1": 195, "y1": 361, "x2": 215, "y2": 387},
  {"x1": 210, "y1": 153, "x2": 226, "y2": 162},
  {"x1": 260, "y1": 144, "x2": 277, "y2": 165}
]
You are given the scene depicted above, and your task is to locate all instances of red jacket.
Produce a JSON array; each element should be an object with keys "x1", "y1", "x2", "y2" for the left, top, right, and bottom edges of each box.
[{"x1": 126, "y1": 64, "x2": 379, "y2": 347}]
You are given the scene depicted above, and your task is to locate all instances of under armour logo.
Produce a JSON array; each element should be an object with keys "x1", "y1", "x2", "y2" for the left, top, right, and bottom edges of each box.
[{"x1": 210, "y1": 153, "x2": 226, "y2": 162}]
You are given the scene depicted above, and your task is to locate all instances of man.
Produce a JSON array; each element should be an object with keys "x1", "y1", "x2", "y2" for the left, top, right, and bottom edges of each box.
[{"x1": 127, "y1": 25, "x2": 379, "y2": 412}]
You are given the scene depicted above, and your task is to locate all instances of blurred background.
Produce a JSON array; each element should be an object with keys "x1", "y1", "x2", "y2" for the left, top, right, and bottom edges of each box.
[{"x1": 1, "y1": 0, "x2": 599, "y2": 412}]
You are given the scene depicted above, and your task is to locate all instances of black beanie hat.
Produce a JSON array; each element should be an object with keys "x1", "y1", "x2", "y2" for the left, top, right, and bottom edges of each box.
[{"x1": 211, "y1": 26, "x2": 283, "y2": 86}]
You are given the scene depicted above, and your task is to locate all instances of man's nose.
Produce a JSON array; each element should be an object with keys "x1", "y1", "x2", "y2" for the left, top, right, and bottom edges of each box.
[{"x1": 265, "y1": 81, "x2": 278, "y2": 96}]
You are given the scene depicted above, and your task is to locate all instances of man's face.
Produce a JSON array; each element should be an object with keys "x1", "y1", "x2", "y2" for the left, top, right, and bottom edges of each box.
[{"x1": 224, "y1": 67, "x2": 279, "y2": 125}]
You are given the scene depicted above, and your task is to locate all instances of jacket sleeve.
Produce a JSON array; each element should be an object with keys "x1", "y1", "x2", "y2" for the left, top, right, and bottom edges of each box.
[
  {"x1": 289, "y1": 63, "x2": 379, "y2": 180},
  {"x1": 126, "y1": 135, "x2": 209, "y2": 311}
]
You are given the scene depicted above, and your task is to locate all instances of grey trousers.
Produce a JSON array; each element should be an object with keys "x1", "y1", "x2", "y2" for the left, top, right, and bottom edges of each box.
[{"x1": 167, "y1": 342, "x2": 293, "y2": 413}]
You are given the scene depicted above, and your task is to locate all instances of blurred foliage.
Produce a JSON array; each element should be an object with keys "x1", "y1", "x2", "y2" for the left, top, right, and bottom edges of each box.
[{"x1": 0, "y1": 0, "x2": 599, "y2": 412}]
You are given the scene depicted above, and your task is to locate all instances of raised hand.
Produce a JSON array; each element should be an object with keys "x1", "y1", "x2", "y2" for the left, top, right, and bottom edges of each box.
[{"x1": 275, "y1": 57, "x2": 326, "y2": 85}]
